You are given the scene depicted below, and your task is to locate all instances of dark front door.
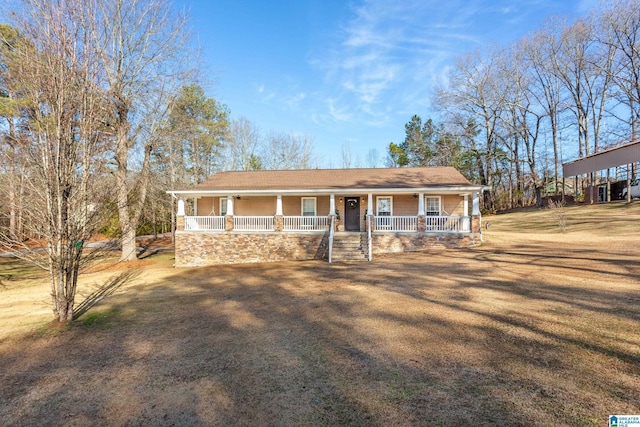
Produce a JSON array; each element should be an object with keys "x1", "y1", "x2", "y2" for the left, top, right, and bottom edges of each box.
[{"x1": 344, "y1": 197, "x2": 360, "y2": 231}]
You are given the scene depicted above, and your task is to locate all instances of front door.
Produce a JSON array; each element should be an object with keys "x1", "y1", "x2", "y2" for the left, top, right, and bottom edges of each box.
[{"x1": 344, "y1": 197, "x2": 360, "y2": 231}]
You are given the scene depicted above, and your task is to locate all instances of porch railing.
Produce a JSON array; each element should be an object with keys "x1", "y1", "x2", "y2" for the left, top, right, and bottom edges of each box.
[
  {"x1": 184, "y1": 216, "x2": 225, "y2": 231},
  {"x1": 425, "y1": 216, "x2": 470, "y2": 232},
  {"x1": 233, "y1": 216, "x2": 275, "y2": 231},
  {"x1": 374, "y1": 216, "x2": 418, "y2": 231},
  {"x1": 374, "y1": 215, "x2": 471, "y2": 232},
  {"x1": 183, "y1": 215, "x2": 471, "y2": 233},
  {"x1": 283, "y1": 216, "x2": 329, "y2": 231}
]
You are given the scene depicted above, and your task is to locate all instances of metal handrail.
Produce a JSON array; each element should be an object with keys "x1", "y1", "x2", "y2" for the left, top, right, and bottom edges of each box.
[
  {"x1": 367, "y1": 215, "x2": 372, "y2": 261},
  {"x1": 328, "y1": 215, "x2": 335, "y2": 263}
]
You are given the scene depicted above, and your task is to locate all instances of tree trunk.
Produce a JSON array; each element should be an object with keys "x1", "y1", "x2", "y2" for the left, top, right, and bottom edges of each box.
[
  {"x1": 8, "y1": 119, "x2": 18, "y2": 239},
  {"x1": 9, "y1": 153, "x2": 17, "y2": 239},
  {"x1": 116, "y1": 136, "x2": 153, "y2": 261},
  {"x1": 120, "y1": 225, "x2": 138, "y2": 261},
  {"x1": 535, "y1": 185, "x2": 543, "y2": 208}
]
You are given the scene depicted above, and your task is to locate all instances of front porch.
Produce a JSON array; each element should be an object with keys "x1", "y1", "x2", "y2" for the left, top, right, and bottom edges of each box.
[{"x1": 172, "y1": 190, "x2": 483, "y2": 266}]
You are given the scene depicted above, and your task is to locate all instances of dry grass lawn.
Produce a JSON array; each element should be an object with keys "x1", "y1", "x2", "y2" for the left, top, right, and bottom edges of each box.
[{"x1": 1, "y1": 202, "x2": 639, "y2": 426}]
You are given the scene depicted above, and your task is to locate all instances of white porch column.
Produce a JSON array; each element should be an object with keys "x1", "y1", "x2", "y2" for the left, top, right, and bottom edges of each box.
[
  {"x1": 227, "y1": 196, "x2": 234, "y2": 216},
  {"x1": 472, "y1": 192, "x2": 480, "y2": 215},
  {"x1": 367, "y1": 193, "x2": 373, "y2": 214},
  {"x1": 193, "y1": 198, "x2": 198, "y2": 216},
  {"x1": 418, "y1": 192, "x2": 425, "y2": 215},
  {"x1": 177, "y1": 197, "x2": 185, "y2": 216},
  {"x1": 463, "y1": 194, "x2": 469, "y2": 216},
  {"x1": 276, "y1": 194, "x2": 283, "y2": 215},
  {"x1": 329, "y1": 194, "x2": 335, "y2": 215}
]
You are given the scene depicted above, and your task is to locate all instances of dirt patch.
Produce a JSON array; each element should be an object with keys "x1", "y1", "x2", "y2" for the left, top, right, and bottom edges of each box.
[{"x1": 0, "y1": 203, "x2": 639, "y2": 426}]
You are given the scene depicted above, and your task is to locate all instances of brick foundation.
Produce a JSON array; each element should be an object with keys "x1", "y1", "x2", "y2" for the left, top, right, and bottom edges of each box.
[{"x1": 174, "y1": 230, "x2": 482, "y2": 266}]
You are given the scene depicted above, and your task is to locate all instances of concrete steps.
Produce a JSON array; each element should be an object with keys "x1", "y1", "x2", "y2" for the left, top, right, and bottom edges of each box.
[{"x1": 331, "y1": 233, "x2": 369, "y2": 262}]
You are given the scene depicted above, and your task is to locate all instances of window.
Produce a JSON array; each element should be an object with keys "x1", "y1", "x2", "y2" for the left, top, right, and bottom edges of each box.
[
  {"x1": 219, "y1": 198, "x2": 228, "y2": 216},
  {"x1": 301, "y1": 197, "x2": 317, "y2": 216},
  {"x1": 376, "y1": 196, "x2": 392, "y2": 216},
  {"x1": 425, "y1": 196, "x2": 441, "y2": 216}
]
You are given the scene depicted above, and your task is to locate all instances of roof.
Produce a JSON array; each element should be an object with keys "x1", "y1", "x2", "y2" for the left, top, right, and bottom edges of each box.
[
  {"x1": 170, "y1": 167, "x2": 485, "y2": 195},
  {"x1": 563, "y1": 140, "x2": 640, "y2": 177}
]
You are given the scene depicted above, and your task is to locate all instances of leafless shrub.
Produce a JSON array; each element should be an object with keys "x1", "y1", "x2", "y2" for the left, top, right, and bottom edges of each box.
[{"x1": 548, "y1": 199, "x2": 567, "y2": 232}]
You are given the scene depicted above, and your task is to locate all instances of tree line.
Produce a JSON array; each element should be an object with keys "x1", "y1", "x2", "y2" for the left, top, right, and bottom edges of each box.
[{"x1": 387, "y1": 0, "x2": 640, "y2": 211}]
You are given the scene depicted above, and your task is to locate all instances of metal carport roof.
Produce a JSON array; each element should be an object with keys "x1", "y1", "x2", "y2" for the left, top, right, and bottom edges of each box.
[{"x1": 563, "y1": 140, "x2": 640, "y2": 177}]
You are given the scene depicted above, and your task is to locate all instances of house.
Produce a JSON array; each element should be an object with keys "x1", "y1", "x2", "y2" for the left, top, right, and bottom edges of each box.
[{"x1": 167, "y1": 167, "x2": 489, "y2": 266}]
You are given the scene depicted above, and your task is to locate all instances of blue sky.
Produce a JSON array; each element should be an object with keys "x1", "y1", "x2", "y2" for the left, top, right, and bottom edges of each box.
[{"x1": 179, "y1": 0, "x2": 599, "y2": 168}]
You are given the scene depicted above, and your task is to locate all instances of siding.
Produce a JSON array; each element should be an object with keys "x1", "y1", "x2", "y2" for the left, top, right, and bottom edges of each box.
[
  {"x1": 194, "y1": 194, "x2": 466, "y2": 216},
  {"x1": 196, "y1": 197, "x2": 214, "y2": 216}
]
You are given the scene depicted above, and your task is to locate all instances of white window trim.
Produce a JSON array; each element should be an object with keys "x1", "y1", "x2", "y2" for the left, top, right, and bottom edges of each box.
[
  {"x1": 376, "y1": 196, "x2": 393, "y2": 216},
  {"x1": 425, "y1": 195, "x2": 442, "y2": 216},
  {"x1": 301, "y1": 197, "x2": 317, "y2": 216},
  {"x1": 219, "y1": 198, "x2": 228, "y2": 216}
]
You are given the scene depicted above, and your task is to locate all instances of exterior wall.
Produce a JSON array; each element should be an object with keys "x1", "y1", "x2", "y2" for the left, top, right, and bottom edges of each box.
[
  {"x1": 175, "y1": 231, "x2": 329, "y2": 267},
  {"x1": 197, "y1": 194, "x2": 466, "y2": 217},
  {"x1": 392, "y1": 195, "x2": 417, "y2": 215},
  {"x1": 318, "y1": 196, "x2": 330, "y2": 216},
  {"x1": 196, "y1": 197, "x2": 215, "y2": 216},
  {"x1": 372, "y1": 232, "x2": 481, "y2": 254},
  {"x1": 234, "y1": 196, "x2": 276, "y2": 215},
  {"x1": 282, "y1": 196, "x2": 299, "y2": 215},
  {"x1": 443, "y1": 195, "x2": 464, "y2": 216},
  {"x1": 282, "y1": 196, "x2": 331, "y2": 216}
]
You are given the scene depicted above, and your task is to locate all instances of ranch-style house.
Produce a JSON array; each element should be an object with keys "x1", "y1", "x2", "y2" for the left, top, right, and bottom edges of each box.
[{"x1": 168, "y1": 167, "x2": 488, "y2": 266}]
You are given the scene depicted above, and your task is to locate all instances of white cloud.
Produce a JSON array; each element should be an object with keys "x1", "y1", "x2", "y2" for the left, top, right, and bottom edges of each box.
[
  {"x1": 309, "y1": 0, "x2": 587, "y2": 137},
  {"x1": 312, "y1": 0, "x2": 491, "y2": 126},
  {"x1": 285, "y1": 92, "x2": 306, "y2": 107},
  {"x1": 326, "y1": 98, "x2": 354, "y2": 123}
]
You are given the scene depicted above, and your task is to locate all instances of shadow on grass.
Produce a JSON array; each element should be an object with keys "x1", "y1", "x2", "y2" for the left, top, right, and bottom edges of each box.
[
  {"x1": 0, "y1": 244, "x2": 638, "y2": 426},
  {"x1": 73, "y1": 269, "x2": 140, "y2": 320}
]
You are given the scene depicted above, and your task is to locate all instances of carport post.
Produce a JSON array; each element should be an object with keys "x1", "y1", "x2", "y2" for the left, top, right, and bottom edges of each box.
[{"x1": 627, "y1": 164, "x2": 632, "y2": 203}]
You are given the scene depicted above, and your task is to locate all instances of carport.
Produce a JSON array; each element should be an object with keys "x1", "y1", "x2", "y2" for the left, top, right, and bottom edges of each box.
[{"x1": 562, "y1": 140, "x2": 640, "y2": 203}]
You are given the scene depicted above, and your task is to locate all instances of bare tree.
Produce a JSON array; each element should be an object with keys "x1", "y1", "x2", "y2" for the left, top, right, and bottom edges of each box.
[
  {"x1": 1, "y1": 0, "x2": 110, "y2": 322},
  {"x1": 341, "y1": 142, "x2": 353, "y2": 168},
  {"x1": 550, "y1": 16, "x2": 615, "y2": 157},
  {"x1": 0, "y1": 24, "x2": 29, "y2": 240},
  {"x1": 220, "y1": 117, "x2": 262, "y2": 171},
  {"x1": 520, "y1": 27, "x2": 565, "y2": 194},
  {"x1": 94, "y1": 0, "x2": 194, "y2": 261},
  {"x1": 435, "y1": 48, "x2": 510, "y2": 210},
  {"x1": 365, "y1": 148, "x2": 380, "y2": 168},
  {"x1": 602, "y1": 0, "x2": 640, "y2": 139},
  {"x1": 262, "y1": 132, "x2": 314, "y2": 170}
]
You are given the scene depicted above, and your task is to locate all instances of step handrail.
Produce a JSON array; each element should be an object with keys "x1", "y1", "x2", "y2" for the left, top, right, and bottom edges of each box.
[
  {"x1": 367, "y1": 215, "x2": 372, "y2": 261},
  {"x1": 328, "y1": 215, "x2": 335, "y2": 263}
]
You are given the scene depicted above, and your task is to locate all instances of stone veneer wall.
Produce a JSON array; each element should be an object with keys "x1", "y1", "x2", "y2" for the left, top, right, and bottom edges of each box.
[
  {"x1": 175, "y1": 229, "x2": 482, "y2": 266},
  {"x1": 372, "y1": 232, "x2": 482, "y2": 254},
  {"x1": 175, "y1": 231, "x2": 329, "y2": 267}
]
